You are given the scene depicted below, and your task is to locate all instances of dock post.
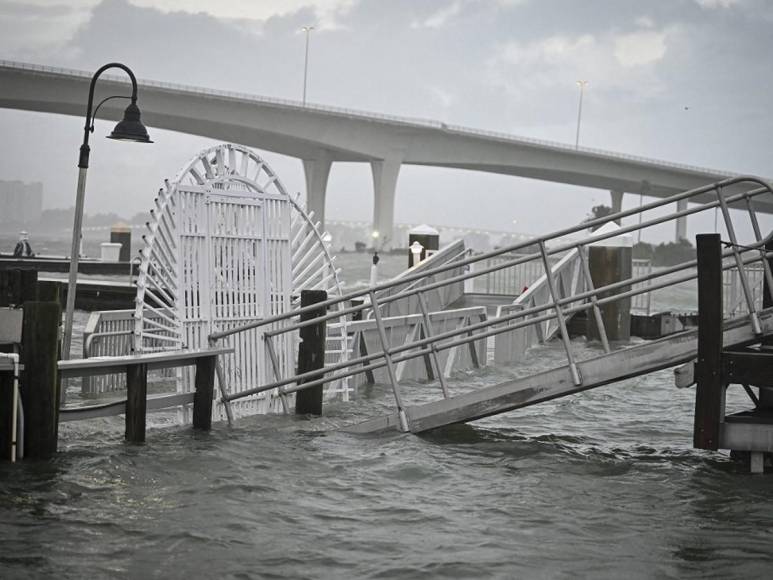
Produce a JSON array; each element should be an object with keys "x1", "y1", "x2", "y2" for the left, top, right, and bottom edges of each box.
[
  {"x1": 125, "y1": 363, "x2": 147, "y2": 443},
  {"x1": 192, "y1": 355, "x2": 216, "y2": 430},
  {"x1": 110, "y1": 222, "x2": 132, "y2": 262},
  {"x1": 0, "y1": 268, "x2": 38, "y2": 306},
  {"x1": 0, "y1": 269, "x2": 61, "y2": 460},
  {"x1": 587, "y1": 226, "x2": 632, "y2": 342},
  {"x1": 0, "y1": 270, "x2": 33, "y2": 461},
  {"x1": 759, "y1": 236, "x2": 773, "y2": 410},
  {"x1": 295, "y1": 289, "x2": 327, "y2": 416},
  {"x1": 20, "y1": 300, "x2": 62, "y2": 459},
  {"x1": 694, "y1": 233, "x2": 724, "y2": 450}
]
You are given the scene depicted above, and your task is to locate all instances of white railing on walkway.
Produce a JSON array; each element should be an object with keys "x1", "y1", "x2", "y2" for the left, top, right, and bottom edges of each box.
[{"x1": 208, "y1": 176, "x2": 773, "y2": 431}]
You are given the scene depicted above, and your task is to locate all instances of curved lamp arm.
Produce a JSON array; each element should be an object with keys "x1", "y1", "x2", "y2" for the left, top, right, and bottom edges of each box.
[
  {"x1": 90, "y1": 95, "x2": 131, "y2": 132},
  {"x1": 79, "y1": 62, "x2": 139, "y2": 168}
]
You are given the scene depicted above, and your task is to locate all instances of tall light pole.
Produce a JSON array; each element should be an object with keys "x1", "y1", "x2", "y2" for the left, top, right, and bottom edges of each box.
[
  {"x1": 62, "y1": 63, "x2": 152, "y2": 369},
  {"x1": 575, "y1": 80, "x2": 588, "y2": 150},
  {"x1": 301, "y1": 25, "x2": 315, "y2": 105}
]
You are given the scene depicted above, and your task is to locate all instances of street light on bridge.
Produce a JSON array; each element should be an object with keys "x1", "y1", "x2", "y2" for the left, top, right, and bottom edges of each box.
[
  {"x1": 62, "y1": 62, "x2": 152, "y2": 365},
  {"x1": 575, "y1": 80, "x2": 588, "y2": 150},
  {"x1": 301, "y1": 25, "x2": 315, "y2": 106}
]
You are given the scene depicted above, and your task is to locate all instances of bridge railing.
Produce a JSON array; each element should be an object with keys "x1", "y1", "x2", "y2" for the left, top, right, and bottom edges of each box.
[
  {"x1": 0, "y1": 59, "x2": 734, "y2": 179},
  {"x1": 208, "y1": 176, "x2": 773, "y2": 431}
]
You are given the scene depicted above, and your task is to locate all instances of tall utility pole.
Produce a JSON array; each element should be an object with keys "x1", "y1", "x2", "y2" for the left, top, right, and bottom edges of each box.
[
  {"x1": 575, "y1": 80, "x2": 588, "y2": 149},
  {"x1": 301, "y1": 25, "x2": 315, "y2": 106}
]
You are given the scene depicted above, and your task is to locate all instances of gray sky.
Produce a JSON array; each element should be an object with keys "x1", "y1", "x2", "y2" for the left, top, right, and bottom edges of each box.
[{"x1": 1, "y1": 0, "x2": 771, "y2": 239}]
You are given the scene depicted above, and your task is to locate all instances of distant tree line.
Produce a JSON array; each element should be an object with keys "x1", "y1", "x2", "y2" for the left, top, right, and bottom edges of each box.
[
  {"x1": 634, "y1": 239, "x2": 695, "y2": 266},
  {"x1": 36, "y1": 208, "x2": 150, "y2": 230}
]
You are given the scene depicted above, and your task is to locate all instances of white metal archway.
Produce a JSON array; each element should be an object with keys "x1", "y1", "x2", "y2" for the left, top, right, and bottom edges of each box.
[{"x1": 134, "y1": 143, "x2": 349, "y2": 420}]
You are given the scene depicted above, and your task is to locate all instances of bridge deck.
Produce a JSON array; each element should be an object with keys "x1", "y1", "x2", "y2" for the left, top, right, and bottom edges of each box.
[{"x1": 347, "y1": 309, "x2": 773, "y2": 434}]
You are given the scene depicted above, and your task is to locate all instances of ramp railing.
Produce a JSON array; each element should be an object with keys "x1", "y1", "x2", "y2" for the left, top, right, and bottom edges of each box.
[{"x1": 208, "y1": 176, "x2": 773, "y2": 431}]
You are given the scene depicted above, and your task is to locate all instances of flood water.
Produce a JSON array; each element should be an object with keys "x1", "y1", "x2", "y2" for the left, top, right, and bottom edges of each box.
[{"x1": 2, "y1": 252, "x2": 773, "y2": 579}]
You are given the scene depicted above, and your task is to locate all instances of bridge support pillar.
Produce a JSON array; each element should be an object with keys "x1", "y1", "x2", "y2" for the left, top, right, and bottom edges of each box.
[
  {"x1": 675, "y1": 198, "x2": 688, "y2": 241},
  {"x1": 302, "y1": 150, "x2": 333, "y2": 229},
  {"x1": 610, "y1": 190, "x2": 624, "y2": 224},
  {"x1": 371, "y1": 155, "x2": 402, "y2": 250}
]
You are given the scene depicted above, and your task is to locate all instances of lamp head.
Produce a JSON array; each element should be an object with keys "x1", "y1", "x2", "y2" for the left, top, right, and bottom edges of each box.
[{"x1": 107, "y1": 102, "x2": 152, "y2": 143}]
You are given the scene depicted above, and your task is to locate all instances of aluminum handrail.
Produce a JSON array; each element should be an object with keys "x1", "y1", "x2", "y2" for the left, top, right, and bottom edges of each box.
[
  {"x1": 221, "y1": 250, "x2": 773, "y2": 401},
  {"x1": 208, "y1": 176, "x2": 773, "y2": 430},
  {"x1": 210, "y1": 176, "x2": 773, "y2": 342}
]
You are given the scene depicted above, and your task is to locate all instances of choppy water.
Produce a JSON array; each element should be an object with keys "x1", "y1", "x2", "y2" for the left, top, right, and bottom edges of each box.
[{"x1": 2, "y1": 253, "x2": 773, "y2": 578}]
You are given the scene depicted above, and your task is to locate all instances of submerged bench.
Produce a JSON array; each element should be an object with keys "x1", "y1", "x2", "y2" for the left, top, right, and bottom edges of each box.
[{"x1": 58, "y1": 347, "x2": 233, "y2": 442}]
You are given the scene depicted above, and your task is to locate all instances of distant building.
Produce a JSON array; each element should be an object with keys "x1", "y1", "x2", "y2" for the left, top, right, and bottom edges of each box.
[{"x1": 0, "y1": 180, "x2": 43, "y2": 225}]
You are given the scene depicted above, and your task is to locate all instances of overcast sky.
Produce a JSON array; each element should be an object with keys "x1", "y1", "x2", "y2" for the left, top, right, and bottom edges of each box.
[{"x1": 1, "y1": 0, "x2": 772, "y2": 239}]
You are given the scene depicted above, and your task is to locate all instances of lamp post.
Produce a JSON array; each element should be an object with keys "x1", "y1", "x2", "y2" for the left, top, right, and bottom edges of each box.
[
  {"x1": 301, "y1": 25, "x2": 315, "y2": 105},
  {"x1": 575, "y1": 80, "x2": 588, "y2": 150},
  {"x1": 62, "y1": 62, "x2": 152, "y2": 365}
]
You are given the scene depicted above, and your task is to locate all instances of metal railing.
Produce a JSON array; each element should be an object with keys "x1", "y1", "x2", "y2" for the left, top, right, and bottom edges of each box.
[
  {"x1": 372, "y1": 240, "x2": 468, "y2": 317},
  {"x1": 470, "y1": 250, "x2": 559, "y2": 296},
  {"x1": 724, "y1": 264, "x2": 765, "y2": 317},
  {"x1": 208, "y1": 176, "x2": 773, "y2": 431},
  {"x1": 82, "y1": 309, "x2": 177, "y2": 394}
]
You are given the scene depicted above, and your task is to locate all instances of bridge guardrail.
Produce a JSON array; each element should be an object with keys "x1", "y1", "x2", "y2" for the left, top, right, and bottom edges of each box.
[{"x1": 1, "y1": 59, "x2": 737, "y2": 179}]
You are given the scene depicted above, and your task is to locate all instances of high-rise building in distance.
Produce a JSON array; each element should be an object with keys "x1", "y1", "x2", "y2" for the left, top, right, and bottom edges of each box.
[{"x1": 0, "y1": 180, "x2": 43, "y2": 225}]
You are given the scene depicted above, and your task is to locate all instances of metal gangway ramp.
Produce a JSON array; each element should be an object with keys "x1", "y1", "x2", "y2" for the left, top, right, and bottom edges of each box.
[{"x1": 211, "y1": 176, "x2": 773, "y2": 434}]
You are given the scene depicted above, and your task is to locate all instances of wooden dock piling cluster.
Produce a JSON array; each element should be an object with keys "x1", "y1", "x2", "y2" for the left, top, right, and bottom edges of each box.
[
  {"x1": 0, "y1": 269, "x2": 61, "y2": 460},
  {"x1": 1, "y1": 268, "x2": 232, "y2": 460}
]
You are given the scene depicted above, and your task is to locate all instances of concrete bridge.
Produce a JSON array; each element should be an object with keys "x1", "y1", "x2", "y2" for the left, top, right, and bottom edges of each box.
[{"x1": 0, "y1": 60, "x2": 761, "y2": 245}]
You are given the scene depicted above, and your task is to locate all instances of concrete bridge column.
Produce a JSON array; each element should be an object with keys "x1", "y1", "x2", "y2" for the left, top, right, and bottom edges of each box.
[
  {"x1": 371, "y1": 155, "x2": 403, "y2": 250},
  {"x1": 675, "y1": 198, "x2": 688, "y2": 241},
  {"x1": 302, "y1": 149, "x2": 333, "y2": 228},
  {"x1": 610, "y1": 190, "x2": 624, "y2": 224}
]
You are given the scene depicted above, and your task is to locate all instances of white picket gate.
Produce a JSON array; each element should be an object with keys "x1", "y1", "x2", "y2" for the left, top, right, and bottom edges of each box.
[{"x1": 134, "y1": 144, "x2": 348, "y2": 421}]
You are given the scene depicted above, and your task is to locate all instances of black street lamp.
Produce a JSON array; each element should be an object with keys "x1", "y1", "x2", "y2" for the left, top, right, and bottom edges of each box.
[{"x1": 62, "y1": 63, "x2": 152, "y2": 366}]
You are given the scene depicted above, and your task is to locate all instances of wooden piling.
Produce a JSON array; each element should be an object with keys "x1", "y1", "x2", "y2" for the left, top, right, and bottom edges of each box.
[
  {"x1": 20, "y1": 300, "x2": 61, "y2": 459},
  {"x1": 125, "y1": 363, "x2": 147, "y2": 443},
  {"x1": 0, "y1": 356, "x2": 15, "y2": 461},
  {"x1": 0, "y1": 268, "x2": 38, "y2": 307},
  {"x1": 192, "y1": 355, "x2": 216, "y2": 430},
  {"x1": 759, "y1": 236, "x2": 773, "y2": 410},
  {"x1": 0, "y1": 269, "x2": 61, "y2": 461},
  {"x1": 587, "y1": 243, "x2": 632, "y2": 342},
  {"x1": 694, "y1": 234, "x2": 724, "y2": 450},
  {"x1": 295, "y1": 289, "x2": 327, "y2": 416}
]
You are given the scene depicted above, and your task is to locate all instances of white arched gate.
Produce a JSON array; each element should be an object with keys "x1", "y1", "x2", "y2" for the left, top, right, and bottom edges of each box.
[{"x1": 134, "y1": 144, "x2": 348, "y2": 421}]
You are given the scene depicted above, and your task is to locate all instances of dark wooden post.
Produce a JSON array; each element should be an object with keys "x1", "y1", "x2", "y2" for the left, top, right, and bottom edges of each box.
[
  {"x1": 0, "y1": 269, "x2": 38, "y2": 306},
  {"x1": 21, "y1": 300, "x2": 62, "y2": 459},
  {"x1": 694, "y1": 234, "x2": 724, "y2": 450},
  {"x1": 759, "y1": 235, "x2": 773, "y2": 409},
  {"x1": 125, "y1": 363, "x2": 148, "y2": 443},
  {"x1": 193, "y1": 355, "x2": 216, "y2": 430},
  {"x1": 0, "y1": 362, "x2": 12, "y2": 460},
  {"x1": 1, "y1": 270, "x2": 62, "y2": 461},
  {"x1": 295, "y1": 289, "x2": 327, "y2": 416},
  {"x1": 587, "y1": 242, "x2": 633, "y2": 342}
]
